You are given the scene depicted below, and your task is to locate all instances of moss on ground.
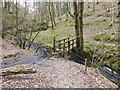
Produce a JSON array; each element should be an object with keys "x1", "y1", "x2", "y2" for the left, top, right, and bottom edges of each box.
[
  {"x1": 93, "y1": 31, "x2": 118, "y2": 44},
  {"x1": 83, "y1": 20, "x2": 108, "y2": 25}
]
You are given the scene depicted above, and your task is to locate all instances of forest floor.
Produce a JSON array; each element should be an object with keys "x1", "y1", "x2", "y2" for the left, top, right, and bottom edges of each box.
[
  {"x1": 1, "y1": 39, "x2": 118, "y2": 88},
  {"x1": 33, "y1": 14, "x2": 118, "y2": 48}
]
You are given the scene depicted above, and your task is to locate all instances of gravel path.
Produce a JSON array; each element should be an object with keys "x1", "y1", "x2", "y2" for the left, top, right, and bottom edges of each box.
[
  {"x1": 1, "y1": 57, "x2": 117, "y2": 88},
  {"x1": 1, "y1": 39, "x2": 117, "y2": 88}
]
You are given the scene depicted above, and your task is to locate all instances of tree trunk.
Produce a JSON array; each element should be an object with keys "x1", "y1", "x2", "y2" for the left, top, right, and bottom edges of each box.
[
  {"x1": 44, "y1": 3, "x2": 49, "y2": 28},
  {"x1": 51, "y1": 3, "x2": 56, "y2": 25},
  {"x1": 65, "y1": 2, "x2": 74, "y2": 19},
  {"x1": 48, "y1": 3, "x2": 54, "y2": 28},
  {"x1": 92, "y1": 1, "x2": 95, "y2": 11},
  {"x1": 4, "y1": 0, "x2": 7, "y2": 9},
  {"x1": 66, "y1": 10, "x2": 68, "y2": 21},
  {"x1": 73, "y1": 1, "x2": 84, "y2": 56},
  {"x1": 118, "y1": 1, "x2": 120, "y2": 62},
  {"x1": 73, "y1": 2, "x2": 80, "y2": 49},
  {"x1": 16, "y1": 0, "x2": 18, "y2": 34},
  {"x1": 8, "y1": 2, "x2": 11, "y2": 13},
  {"x1": 56, "y1": 3, "x2": 61, "y2": 20},
  {"x1": 78, "y1": 1, "x2": 84, "y2": 55}
]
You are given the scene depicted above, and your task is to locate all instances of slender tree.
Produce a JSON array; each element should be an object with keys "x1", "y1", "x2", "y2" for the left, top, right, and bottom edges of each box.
[
  {"x1": 48, "y1": 2, "x2": 54, "y2": 28},
  {"x1": 64, "y1": 2, "x2": 74, "y2": 19},
  {"x1": 16, "y1": 0, "x2": 18, "y2": 34},
  {"x1": 4, "y1": 0, "x2": 7, "y2": 9},
  {"x1": 73, "y1": 0, "x2": 84, "y2": 56},
  {"x1": 56, "y1": 2, "x2": 61, "y2": 20},
  {"x1": 73, "y1": 2, "x2": 80, "y2": 49},
  {"x1": 51, "y1": 2, "x2": 56, "y2": 25},
  {"x1": 78, "y1": 1, "x2": 84, "y2": 55}
]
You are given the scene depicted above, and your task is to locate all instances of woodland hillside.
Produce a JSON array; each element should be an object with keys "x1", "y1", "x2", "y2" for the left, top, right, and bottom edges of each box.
[{"x1": 1, "y1": 1, "x2": 120, "y2": 88}]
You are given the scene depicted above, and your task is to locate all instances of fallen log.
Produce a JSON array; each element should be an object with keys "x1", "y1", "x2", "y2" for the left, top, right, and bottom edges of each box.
[
  {"x1": 98, "y1": 65, "x2": 120, "y2": 87},
  {"x1": 0, "y1": 68, "x2": 36, "y2": 76}
]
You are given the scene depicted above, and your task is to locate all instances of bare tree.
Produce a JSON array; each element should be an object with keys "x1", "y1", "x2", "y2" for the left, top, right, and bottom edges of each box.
[
  {"x1": 15, "y1": 0, "x2": 18, "y2": 34},
  {"x1": 64, "y1": 2, "x2": 74, "y2": 19},
  {"x1": 78, "y1": 1, "x2": 84, "y2": 55},
  {"x1": 56, "y1": 2, "x2": 61, "y2": 20},
  {"x1": 73, "y1": 0, "x2": 84, "y2": 56},
  {"x1": 48, "y1": 2, "x2": 54, "y2": 28},
  {"x1": 51, "y1": 2, "x2": 56, "y2": 25},
  {"x1": 73, "y1": 2, "x2": 80, "y2": 49}
]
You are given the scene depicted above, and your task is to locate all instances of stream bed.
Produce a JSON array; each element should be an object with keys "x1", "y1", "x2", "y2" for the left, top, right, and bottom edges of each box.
[
  {"x1": 13, "y1": 35, "x2": 52, "y2": 57},
  {"x1": 0, "y1": 56, "x2": 45, "y2": 69},
  {"x1": 1, "y1": 35, "x2": 52, "y2": 69}
]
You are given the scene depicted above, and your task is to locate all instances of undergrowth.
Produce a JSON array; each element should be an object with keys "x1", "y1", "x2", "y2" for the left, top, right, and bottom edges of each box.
[{"x1": 84, "y1": 43, "x2": 119, "y2": 73}]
